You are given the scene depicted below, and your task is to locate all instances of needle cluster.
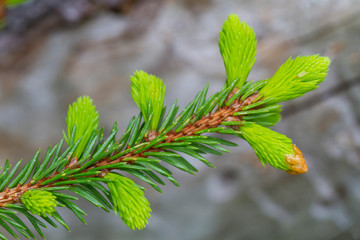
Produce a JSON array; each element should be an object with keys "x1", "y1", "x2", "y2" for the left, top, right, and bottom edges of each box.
[{"x1": 0, "y1": 14, "x2": 330, "y2": 239}]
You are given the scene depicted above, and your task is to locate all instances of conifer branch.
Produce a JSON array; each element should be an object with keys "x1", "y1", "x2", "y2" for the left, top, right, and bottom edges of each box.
[
  {"x1": 0, "y1": 14, "x2": 330, "y2": 239},
  {"x1": 0, "y1": 92, "x2": 258, "y2": 207}
]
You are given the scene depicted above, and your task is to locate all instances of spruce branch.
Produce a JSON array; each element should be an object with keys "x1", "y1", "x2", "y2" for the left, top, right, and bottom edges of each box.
[{"x1": 0, "y1": 14, "x2": 330, "y2": 239}]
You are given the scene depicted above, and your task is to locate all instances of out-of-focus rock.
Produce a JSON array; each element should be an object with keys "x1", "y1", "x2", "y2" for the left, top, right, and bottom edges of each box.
[{"x1": 0, "y1": 0, "x2": 360, "y2": 239}]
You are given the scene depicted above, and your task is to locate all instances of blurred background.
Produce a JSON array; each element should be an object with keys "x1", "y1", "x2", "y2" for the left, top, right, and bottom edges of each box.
[{"x1": 1, "y1": 0, "x2": 360, "y2": 239}]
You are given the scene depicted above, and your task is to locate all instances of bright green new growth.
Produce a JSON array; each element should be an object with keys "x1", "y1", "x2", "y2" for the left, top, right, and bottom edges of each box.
[
  {"x1": 105, "y1": 173, "x2": 151, "y2": 230},
  {"x1": 259, "y1": 55, "x2": 330, "y2": 104},
  {"x1": 240, "y1": 123, "x2": 293, "y2": 170},
  {"x1": 63, "y1": 96, "x2": 99, "y2": 158},
  {"x1": 220, "y1": 19, "x2": 330, "y2": 171},
  {"x1": 0, "y1": 14, "x2": 330, "y2": 240},
  {"x1": 219, "y1": 14, "x2": 257, "y2": 88},
  {"x1": 130, "y1": 70, "x2": 166, "y2": 130},
  {"x1": 21, "y1": 190, "x2": 58, "y2": 217},
  {"x1": 5, "y1": 0, "x2": 30, "y2": 8}
]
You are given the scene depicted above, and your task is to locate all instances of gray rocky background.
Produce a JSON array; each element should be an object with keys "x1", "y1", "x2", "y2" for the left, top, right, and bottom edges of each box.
[{"x1": 1, "y1": 0, "x2": 360, "y2": 239}]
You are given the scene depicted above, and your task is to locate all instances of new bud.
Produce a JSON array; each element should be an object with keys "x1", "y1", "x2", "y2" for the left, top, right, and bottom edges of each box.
[
  {"x1": 105, "y1": 173, "x2": 151, "y2": 230},
  {"x1": 21, "y1": 190, "x2": 58, "y2": 217}
]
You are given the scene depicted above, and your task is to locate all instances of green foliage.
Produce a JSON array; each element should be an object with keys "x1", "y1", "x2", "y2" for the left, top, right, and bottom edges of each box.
[
  {"x1": 240, "y1": 122, "x2": 293, "y2": 170},
  {"x1": 63, "y1": 96, "x2": 99, "y2": 158},
  {"x1": 21, "y1": 190, "x2": 58, "y2": 217},
  {"x1": 0, "y1": 14, "x2": 330, "y2": 239},
  {"x1": 259, "y1": 55, "x2": 330, "y2": 104},
  {"x1": 5, "y1": 0, "x2": 30, "y2": 8},
  {"x1": 131, "y1": 70, "x2": 166, "y2": 130},
  {"x1": 233, "y1": 99, "x2": 282, "y2": 127},
  {"x1": 105, "y1": 173, "x2": 151, "y2": 230},
  {"x1": 219, "y1": 14, "x2": 257, "y2": 88}
]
